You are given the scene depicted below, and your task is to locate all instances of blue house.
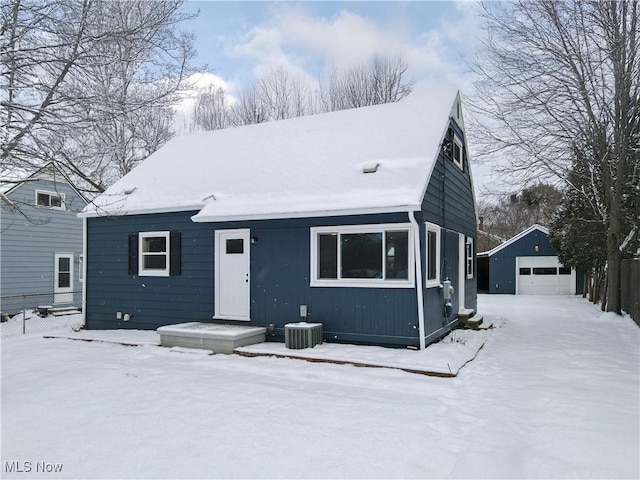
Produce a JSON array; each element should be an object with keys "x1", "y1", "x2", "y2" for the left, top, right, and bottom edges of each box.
[
  {"x1": 80, "y1": 84, "x2": 478, "y2": 349},
  {"x1": 1, "y1": 164, "x2": 88, "y2": 313},
  {"x1": 478, "y1": 224, "x2": 582, "y2": 295}
]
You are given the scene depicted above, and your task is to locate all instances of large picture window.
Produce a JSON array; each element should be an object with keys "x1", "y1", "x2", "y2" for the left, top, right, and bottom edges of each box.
[
  {"x1": 425, "y1": 222, "x2": 441, "y2": 287},
  {"x1": 311, "y1": 224, "x2": 413, "y2": 288}
]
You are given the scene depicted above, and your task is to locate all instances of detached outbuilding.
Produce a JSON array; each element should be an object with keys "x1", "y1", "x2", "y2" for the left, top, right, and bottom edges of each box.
[
  {"x1": 477, "y1": 224, "x2": 583, "y2": 295},
  {"x1": 79, "y1": 84, "x2": 479, "y2": 349}
]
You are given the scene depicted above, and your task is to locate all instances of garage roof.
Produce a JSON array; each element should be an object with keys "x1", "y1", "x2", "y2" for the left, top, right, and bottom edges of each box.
[{"x1": 479, "y1": 224, "x2": 550, "y2": 257}]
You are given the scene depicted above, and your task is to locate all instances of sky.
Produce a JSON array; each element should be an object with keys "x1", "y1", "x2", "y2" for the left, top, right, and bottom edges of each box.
[{"x1": 179, "y1": 1, "x2": 483, "y2": 96}]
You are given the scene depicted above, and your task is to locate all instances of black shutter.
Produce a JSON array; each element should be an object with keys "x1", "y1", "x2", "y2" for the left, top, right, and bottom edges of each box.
[
  {"x1": 128, "y1": 234, "x2": 138, "y2": 275},
  {"x1": 170, "y1": 232, "x2": 181, "y2": 276}
]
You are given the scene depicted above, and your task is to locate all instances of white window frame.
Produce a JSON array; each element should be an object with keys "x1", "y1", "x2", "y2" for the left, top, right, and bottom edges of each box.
[
  {"x1": 139, "y1": 231, "x2": 170, "y2": 277},
  {"x1": 310, "y1": 223, "x2": 415, "y2": 288},
  {"x1": 78, "y1": 254, "x2": 84, "y2": 283},
  {"x1": 452, "y1": 135, "x2": 463, "y2": 170},
  {"x1": 466, "y1": 237, "x2": 474, "y2": 279},
  {"x1": 35, "y1": 189, "x2": 65, "y2": 210},
  {"x1": 425, "y1": 222, "x2": 441, "y2": 288}
]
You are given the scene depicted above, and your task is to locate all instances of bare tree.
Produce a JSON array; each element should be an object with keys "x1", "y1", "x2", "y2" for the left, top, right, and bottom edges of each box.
[
  {"x1": 255, "y1": 66, "x2": 311, "y2": 120},
  {"x1": 193, "y1": 86, "x2": 230, "y2": 131},
  {"x1": 318, "y1": 55, "x2": 414, "y2": 112},
  {"x1": 472, "y1": 0, "x2": 640, "y2": 314},
  {"x1": 1, "y1": 0, "x2": 196, "y2": 193},
  {"x1": 477, "y1": 183, "x2": 563, "y2": 245}
]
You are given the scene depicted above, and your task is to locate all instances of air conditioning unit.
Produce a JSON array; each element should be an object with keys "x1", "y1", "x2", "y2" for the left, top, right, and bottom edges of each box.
[{"x1": 285, "y1": 322, "x2": 323, "y2": 349}]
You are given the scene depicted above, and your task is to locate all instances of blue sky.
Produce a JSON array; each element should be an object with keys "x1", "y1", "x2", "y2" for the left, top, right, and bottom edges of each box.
[{"x1": 180, "y1": 1, "x2": 483, "y2": 94}]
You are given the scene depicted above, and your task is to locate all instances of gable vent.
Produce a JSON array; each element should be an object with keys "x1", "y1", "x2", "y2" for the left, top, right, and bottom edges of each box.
[{"x1": 362, "y1": 162, "x2": 380, "y2": 174}]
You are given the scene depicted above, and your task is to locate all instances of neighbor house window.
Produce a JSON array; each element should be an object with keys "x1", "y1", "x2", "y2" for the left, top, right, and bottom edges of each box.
[
  {"x1": 425, "y1": 222, "x2": 441, "y2": 287},
  {"x1": 139, "y1": 231, "x2": 170, "y2": 276},
  {"x1": 35, "y1": 190, "x2": 65, "y2": 210},
  {"x1": 311, "y1": 224, "x2": 413, "y2": 288},
  {"x1": 466, "y1": 237, "x2": 474, "y2": 279},
  {"x1": 452, "y1": 135, "x2": 463, "y2": 170}
]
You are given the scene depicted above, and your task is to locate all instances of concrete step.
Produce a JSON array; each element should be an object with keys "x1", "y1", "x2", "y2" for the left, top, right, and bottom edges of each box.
[{"x1": 460, "y1": 315, "x2": 484, "y2": 330}]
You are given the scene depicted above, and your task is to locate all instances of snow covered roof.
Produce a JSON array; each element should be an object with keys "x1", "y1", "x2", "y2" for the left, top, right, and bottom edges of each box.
[
  {"x1": 479, "y1": 224, "x2": 550, "y2": 257},
  {"x1": 80, "y1": 83, "x2": 461, "y2": 221}
]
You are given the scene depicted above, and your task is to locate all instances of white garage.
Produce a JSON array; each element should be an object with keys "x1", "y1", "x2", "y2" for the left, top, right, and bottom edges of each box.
[{"x1": 516, "y1": 256, "x2": 575, "y2": 295}]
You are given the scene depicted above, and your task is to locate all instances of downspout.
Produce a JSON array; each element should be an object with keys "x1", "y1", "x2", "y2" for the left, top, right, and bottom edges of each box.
[
  {"x1": 82, "y1": 217, "x2": 87, "y2": 327},
  {"x1": 409, "y1": 211, "x2": 426, "y2": 350}
]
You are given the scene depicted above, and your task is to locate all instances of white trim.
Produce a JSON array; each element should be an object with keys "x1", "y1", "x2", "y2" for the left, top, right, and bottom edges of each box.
[
  {"x1": 79, "y1": 203, "x2": 205, "y2": 219},
  {"x1": 458, "y1": 233, "x2": 466, "y2": 311},
  {"x1": 81, "y1": 218, "x2": 87, "y2": 327},
  {"x1": 466, "y1": 236, "x2": 474, "y2": 279},
  {"x1": 54, "y1": 253, "x2": 74, "y2": 304},
  {"x1": 138, "y1": 231, "x2": 170, "y2": 277},
  {"x1": 452, "y1": 134, "x2": 463, "y2": 170},
  {"x1": 310, "y1": 223, "x2": 415, "y2": 288},
  {"x1": 193, "y1": 205, "x2": 422, "y2": 223},
  {"x1": 78, "y1": 254, "x2": 84, "y2": 283},
  {"x1": 480, "y1": 224, "x2": 550, "y2": 257},
  {"x1": 35, "y1": 189, "x2": 65, "y2": 210},
  {"x1": 409, "y1": 212, "x2": 426, "y2": 350},
  {"x1": 214, "y1": 229, "x2": 251, "y2": 320},
  {"x1": 81, "y1": 204, "x2": 423, "y2": 221},
  {"x1": 425, "y1": 222, "x2": 441, "y2": 288}
]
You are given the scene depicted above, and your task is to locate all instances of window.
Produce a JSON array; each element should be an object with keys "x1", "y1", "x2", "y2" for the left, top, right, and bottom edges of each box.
[
  {"x1": 139, "y1": 231, "x2": 170, "y2": 276},
  {"x1": 425, "y1": 222, "x2": 441, "y2": 287},
  {"x1": 452, "y1": 135, "x2": 463, "y2": 170},
  {"x1": 466, "y1": 237, "x2": 474, "y2": 279},
  {"x1": 57, "y1": 256, "x2": 71, "y2": 288},
  {"x1": 519, "y1": 267, "x2": 531, "y2": 275},
  {"x1": 533, "y1": 267, "x2": 557, "y2": 275},
  {"x1": 129, "y1": 231, "x2": 180, "y2": 277},
  {"x1": 311, "y1": 224, "x2": 413, "y2": 288},
  {"x1": 35, "y1": 190, "x2": 65, "y2": 210},
  {"x1": 559, "y1": 267, "x2": 572, "y2": 275},
  {"x1": 226, "y1": 239, "x2": 244, "y2": 254}
]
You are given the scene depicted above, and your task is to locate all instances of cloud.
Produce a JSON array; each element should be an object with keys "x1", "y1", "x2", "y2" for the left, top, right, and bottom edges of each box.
[{"x1": 227, "y1": 4, "x2": 482, "y2": 89}]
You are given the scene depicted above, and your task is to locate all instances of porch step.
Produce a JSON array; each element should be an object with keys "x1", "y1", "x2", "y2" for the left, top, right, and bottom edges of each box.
[
  {"x1": 157, "y1": 323, "x2": 266, "y2": 354},
  {"x1": 458, "y1": 309, "x2": 483, "y2": 330}
]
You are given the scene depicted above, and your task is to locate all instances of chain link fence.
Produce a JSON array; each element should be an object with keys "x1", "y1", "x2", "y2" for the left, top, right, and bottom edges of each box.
[{"x1": 0, "y1": 292, "x2": 83, "y2": 338}]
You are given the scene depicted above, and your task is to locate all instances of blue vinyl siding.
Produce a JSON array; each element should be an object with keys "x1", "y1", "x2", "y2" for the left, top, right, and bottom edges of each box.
[
  {"x1": 419, "y1": 119, "x2": 478, "y2": 332},
  {"x1": 86, "y1": 212, "x2": 214, "y2": 329},
  {"x1": 86, "y1": 211, "x2": 421, "y2": 347},
  {"x1": 1, "y1": 177, "x2": 86, "y2": 308}
]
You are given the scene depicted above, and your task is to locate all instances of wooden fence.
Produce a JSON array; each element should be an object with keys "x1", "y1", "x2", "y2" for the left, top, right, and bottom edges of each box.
[{"x1": 621, "y1": 259, "x2": 640, "y2": 326}]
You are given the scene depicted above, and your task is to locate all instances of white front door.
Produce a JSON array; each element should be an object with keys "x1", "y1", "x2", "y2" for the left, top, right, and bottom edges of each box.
[
  {"x1": 215, "y1": 229, "x2": 250, "y2": 320},
  {"x1": 54, "y1": 253, "x2": 74, "y2": 304}
]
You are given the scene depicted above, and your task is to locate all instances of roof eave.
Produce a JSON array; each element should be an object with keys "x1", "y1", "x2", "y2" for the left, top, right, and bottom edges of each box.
[{"x1": 191, "y1": 205, "x2": 422, "y2": 223}]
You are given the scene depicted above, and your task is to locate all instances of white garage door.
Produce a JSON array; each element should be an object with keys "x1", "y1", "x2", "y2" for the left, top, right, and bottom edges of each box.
[{"x1": 517, "y1": 256, "x2": 575, "y2": 295}]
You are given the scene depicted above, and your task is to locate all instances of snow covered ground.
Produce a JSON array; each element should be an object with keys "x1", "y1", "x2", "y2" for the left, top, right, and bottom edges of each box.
[{"x1": 1, "y1": 295, "x2": 638, "y2": 479}]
